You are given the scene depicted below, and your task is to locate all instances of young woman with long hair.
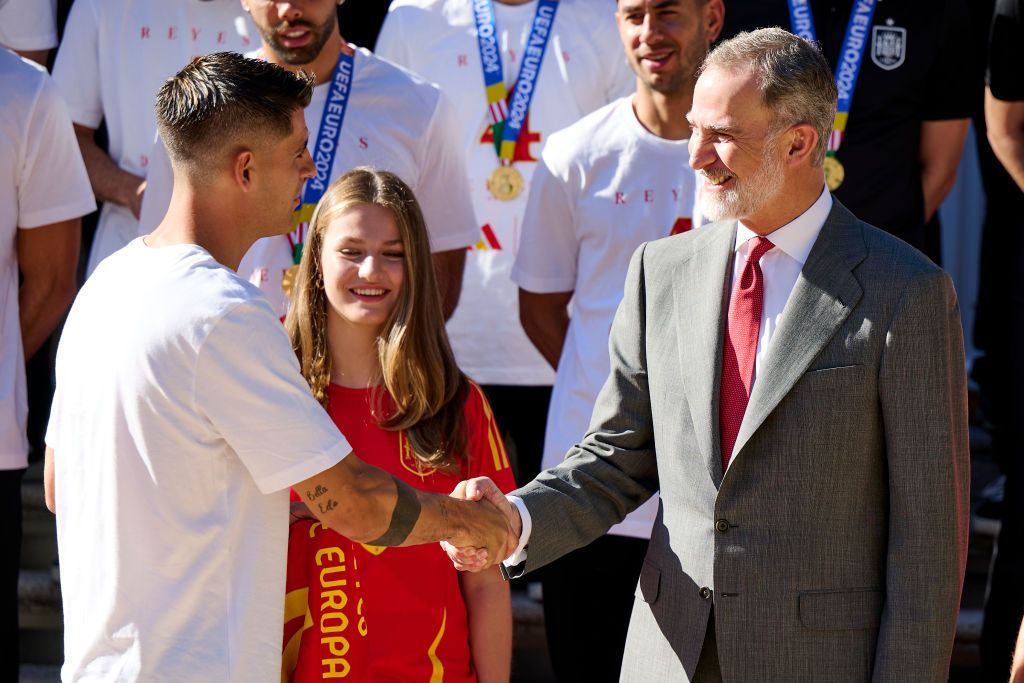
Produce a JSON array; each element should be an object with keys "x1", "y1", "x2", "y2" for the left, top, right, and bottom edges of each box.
[{"x1": 281, "y1": 167, "x2": 514, "y2": 682}]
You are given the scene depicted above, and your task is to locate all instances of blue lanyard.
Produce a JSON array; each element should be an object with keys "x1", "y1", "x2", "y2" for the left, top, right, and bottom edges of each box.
[
  {"x1": 786, "y1": 0, "x2": 878, "y2": 120},
  {"x1": 472, "y1": 0, "x2": 559, "y2": 162},
  {"x1": 286, "y1": 48, "x2": 355, "y2": 259},
  {"x1": 302, "y1": 48, "x2": 355, "y2": 205}
]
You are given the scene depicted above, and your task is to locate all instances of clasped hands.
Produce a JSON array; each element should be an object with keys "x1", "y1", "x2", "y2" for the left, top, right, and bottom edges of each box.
[{"x1": 443, "y1": 477, "x2": 522, "y2": 573}]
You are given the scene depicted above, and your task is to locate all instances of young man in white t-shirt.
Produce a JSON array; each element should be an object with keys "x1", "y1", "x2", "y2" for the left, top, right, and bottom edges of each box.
[
  {"x1": 0, "y1": 0, "x2": 58, "y2": 65},
  {"x1": 509, "y1": 0, "x2": 723, "y2": 678},
  {"x1": 0, "y1": 47, "x2": 95, "y2": 683},
  {"x1": 51, "y1": 0, "x2": 259, "y2": 275},
  {"x1": 376, "y1": 0, "x2": 634, "y2": 487},
  {"x1": 138, "y1": 0, "x2": 476, "y2": 320},
  {"x1": 44, "y1": 52, "x2": 509, "y2": 682}
]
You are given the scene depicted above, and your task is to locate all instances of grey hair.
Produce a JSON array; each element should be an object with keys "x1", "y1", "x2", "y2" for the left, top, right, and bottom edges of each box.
[{"x1": 701, "y1": 28, "x2": 837, "y2": 166}]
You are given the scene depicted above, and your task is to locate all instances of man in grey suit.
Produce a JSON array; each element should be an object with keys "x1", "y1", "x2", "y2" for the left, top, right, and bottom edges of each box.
[{"x1": 447, "y1": 27, "x2": 970, "y2": 682}]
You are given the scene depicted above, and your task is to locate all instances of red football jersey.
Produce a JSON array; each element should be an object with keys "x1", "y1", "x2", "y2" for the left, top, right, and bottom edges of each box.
[{"x1": 283, "y1": 382, "x2": 516, "y2": 682}]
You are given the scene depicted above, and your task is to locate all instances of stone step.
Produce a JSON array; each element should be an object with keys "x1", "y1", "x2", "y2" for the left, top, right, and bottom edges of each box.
[
  {"x1": 19, "y1": 664, "x2": 60, "y2": 683},
  {"x1": 18, "y1": 569, "x2": 61, "y2": 631}
]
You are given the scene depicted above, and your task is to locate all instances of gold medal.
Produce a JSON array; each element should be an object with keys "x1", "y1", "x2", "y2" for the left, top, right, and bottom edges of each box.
[
  {"x1": 824, "y1": 155, "x2": 845, "y2": 191},
  {"x1": 488, "y1": 165, "x2": 524, "y2": 201},
  {"x1": 281, "y1": 264, "x2": 300, "y2": 299}
]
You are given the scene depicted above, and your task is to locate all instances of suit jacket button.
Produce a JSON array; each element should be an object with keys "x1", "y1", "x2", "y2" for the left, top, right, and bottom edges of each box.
[
  {"x1": 715, "y1": 519, "x2": 730, "y2": 533},
  {"x1": 700, "y1": 587, "x2": 713, "y2": 600}
]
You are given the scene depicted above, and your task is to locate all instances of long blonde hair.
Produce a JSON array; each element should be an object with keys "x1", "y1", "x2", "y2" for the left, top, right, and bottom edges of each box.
[{"x1": 285, "y1": 167, "x2": 468, "y2": 471}]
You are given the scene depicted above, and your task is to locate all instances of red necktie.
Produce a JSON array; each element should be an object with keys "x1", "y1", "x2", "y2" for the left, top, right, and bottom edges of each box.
[{"x1": 719, "y1": 236, "x2": 775, "y2": 470}]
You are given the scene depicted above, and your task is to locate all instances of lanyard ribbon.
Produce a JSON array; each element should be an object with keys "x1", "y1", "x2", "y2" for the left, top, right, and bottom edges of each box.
[
  {"x1": 288, "y1": 46, "x2": 355, "y2": 264},
  {"x1": 786, "y1": 0, "x2": 877, "y2": 156},
  {"x1": 471, "y1": 0, "x2": 559, "y2": 164}
]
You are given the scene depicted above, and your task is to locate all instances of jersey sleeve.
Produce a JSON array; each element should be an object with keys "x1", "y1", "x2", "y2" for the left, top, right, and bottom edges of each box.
[
  {"x1": 510, "y1": 139, "x2": 579, "y2": 294},
  {"x1": 138, "y1": 134, "x2": 174, "y2": 235},
  {"x1": 18, "y1": 71, "x2": 96, "y2": 229},
  {"x1": 0, "y1": 0, "x2": 58, "y2": 51},
  {"x1": 413, "y1": 90, "x2": 478, "y2": 252},
  {"x1": 922, "y1": 0, "x2": 974, "y2": 120},
  {"x1": 987, "y1": 0, "x2": 1024, "y2": 101},
  {"x1": 194, "y1": 299, "x2": 351, "y2": 494},
  {"x1": 375, "y1": 4, "x2": 410, "y2": 67},
  {"x1": 462, "y1": 383, "x2": 517, "y2": 494},
  {"x1": 51, "y1": 0, "x2": 104, "y2": 128}
]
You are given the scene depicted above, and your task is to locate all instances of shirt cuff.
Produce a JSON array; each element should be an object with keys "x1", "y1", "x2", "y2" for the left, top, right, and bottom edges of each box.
[{"x1": 503, "y1": 495, "x2": 532, "y2": 566}]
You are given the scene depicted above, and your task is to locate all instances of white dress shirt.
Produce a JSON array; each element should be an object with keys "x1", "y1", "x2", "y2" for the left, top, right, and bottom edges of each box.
[{"x1": 504, "y1": 187, "x2": 833, "y2": 566}]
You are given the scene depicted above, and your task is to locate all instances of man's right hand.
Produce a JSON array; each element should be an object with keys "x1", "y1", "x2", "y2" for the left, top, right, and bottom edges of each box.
[{"x1": 443, "y1": 477, "x2": 522, "y2": 572}]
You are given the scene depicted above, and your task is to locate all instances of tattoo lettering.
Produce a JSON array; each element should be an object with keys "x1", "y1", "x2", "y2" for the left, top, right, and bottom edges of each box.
[
  {"x1": 318, "y1": 499, "x2": 338, "y2": 514},
  {"x1": 306, "y1": 485, "x2": 329, "y2": 502}
]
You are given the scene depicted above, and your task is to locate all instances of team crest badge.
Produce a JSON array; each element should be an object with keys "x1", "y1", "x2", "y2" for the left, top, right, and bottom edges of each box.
[{"x1": 871, "y1": 21, "x2": 906, "y2": 71}]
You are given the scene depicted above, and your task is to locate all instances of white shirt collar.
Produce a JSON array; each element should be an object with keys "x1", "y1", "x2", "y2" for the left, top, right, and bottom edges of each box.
[{"x1": 735, "y1": 186, "x2": 832, "y2": 265}]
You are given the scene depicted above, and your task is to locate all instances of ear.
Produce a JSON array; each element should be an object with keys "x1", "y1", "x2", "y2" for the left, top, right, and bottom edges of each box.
[
  {"x1": 704, "y1": 0, "x2": 725, "y2": 44},
  {"x1": 232, "y1": 149, "x2": 256, "y2": 191},
  {"x1": 785, "y1": 123, "x2": 819, "y2": 167}
]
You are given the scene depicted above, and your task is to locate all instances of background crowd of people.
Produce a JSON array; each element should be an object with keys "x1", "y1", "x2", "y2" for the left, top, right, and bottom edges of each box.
[{"x1": 2, "y1": 0, "x2": 1023, "y2": 681}]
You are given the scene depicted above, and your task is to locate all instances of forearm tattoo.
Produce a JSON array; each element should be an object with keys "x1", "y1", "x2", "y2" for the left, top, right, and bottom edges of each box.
[{"x1": 367, "y1": 476, "x2": 422, "y2": 546}]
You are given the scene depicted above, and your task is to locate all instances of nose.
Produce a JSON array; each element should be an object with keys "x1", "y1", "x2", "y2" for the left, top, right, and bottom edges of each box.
[
  {"x1": 688, "y1": 133, "x2": 713, "y2": 171},
  {"x1": 275, "y1": 1, "x2": 303, "y2": 22},
  {"x1": 300, "y1": 149, "x2": 315, "y2": 181},
  {"x1": 639, "y1": 13, "x2": 665, "y2": 44},
  {"x1": 358, "y1": 255, "x2": 382, "y2": 279}
]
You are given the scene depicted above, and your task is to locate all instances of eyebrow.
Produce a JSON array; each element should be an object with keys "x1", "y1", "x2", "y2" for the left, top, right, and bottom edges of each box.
[
  {"x1": 338, "y1": 237, "x2": 404, "y2": 246},
  {"x1": 297, "y1": 134, "x2": 309, "y2": 153},
  {"x1": 686, "y1": 115, "x2": 741, "y2": 136},
  {"x1": 621, "y1": 0, "x2": 681, "y2": 12}
]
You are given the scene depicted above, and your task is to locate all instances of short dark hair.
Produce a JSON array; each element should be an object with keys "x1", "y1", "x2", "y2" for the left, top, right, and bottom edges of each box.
[
  {"x1": 155, "y1": 51, "x2": 314, "y2": 173},
  {"x1": 702, "y1": 28, "x2": 837, "y2": 166}
]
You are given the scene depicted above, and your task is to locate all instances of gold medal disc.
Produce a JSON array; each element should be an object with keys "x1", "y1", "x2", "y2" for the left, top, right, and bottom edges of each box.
[
  {"x1": 281, "y1": 264, "x2": 300, "y2": 299},
  {"x1": 489, "y1": 165, "x2": 524, "y2": 201},
  {"x1": 824, "y1": 156, "x2": 845, "y2": 191}
]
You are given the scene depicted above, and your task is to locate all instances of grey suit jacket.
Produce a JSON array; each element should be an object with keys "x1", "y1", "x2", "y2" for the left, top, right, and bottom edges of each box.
[{"x1": 514, "y1": 200, "x2": 970, "y2": 682}]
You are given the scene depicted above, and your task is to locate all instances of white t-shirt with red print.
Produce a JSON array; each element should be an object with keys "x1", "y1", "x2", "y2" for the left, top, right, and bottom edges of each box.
[
  {"x1": 138, "y1": 46, "x2": 478, "y2": 320},
  {"x1": 51, "y1": 0, "x2": 257, "y2": 274},
  {"x1": 512, "y1": 96, "x2": 698, "y2": 538},
  {"x1": 377, "y1": 0, "x2": 633, "y2": 385}
]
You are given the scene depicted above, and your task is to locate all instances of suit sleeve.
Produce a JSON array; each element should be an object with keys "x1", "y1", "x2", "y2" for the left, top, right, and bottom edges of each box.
[
  {"x1": 514, "y1": 243, "x2": 660, "y2": 572},
  {"x1": 873, "y1": 269, "x2": 970, "y2": 681}
]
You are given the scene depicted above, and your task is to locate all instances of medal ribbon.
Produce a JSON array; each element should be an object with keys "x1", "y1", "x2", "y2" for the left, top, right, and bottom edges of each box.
[
  {"x1": 786, "y1": 0, "x2": 878, "y2": 157},
  {"x1": 288, "y1": 46, "x2": 356, "y2": 264},
  {"x1": 472, "y1": 0, "x2": 559, "y2": 164}
]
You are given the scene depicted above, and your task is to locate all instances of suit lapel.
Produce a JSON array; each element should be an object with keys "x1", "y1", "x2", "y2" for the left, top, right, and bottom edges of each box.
[
  {"x1": 729, "y1": 201, "x2": 867, "y2": 466},
  {"x1": 672, "y1": 222, "x2": 735, "y2": 486}
]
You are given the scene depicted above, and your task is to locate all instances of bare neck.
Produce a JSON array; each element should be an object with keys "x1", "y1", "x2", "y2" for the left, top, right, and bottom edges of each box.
[
  {"x1": 262, "y1": 31, "x2": 346, "y2": 86},
  {"x1": 147, "y1": 180, "x2": 253, "y2": 271},
  {"x1": 327, "y1": 320, "x2": 383, "y2": 388},
  {"x1": 632, "y1": 80, "x2": 694, "y2": 141},
  {"x1": 742, "y1": 175, "x2": 826, "y2": 236}
]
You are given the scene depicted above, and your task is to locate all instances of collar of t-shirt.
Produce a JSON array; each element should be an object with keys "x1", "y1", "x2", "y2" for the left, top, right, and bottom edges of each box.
[{"x1": 732, "y1": 185, "x2": 833, "y2": 380}]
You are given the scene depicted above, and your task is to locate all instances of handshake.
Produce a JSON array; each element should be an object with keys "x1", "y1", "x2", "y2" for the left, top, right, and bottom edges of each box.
[{"x1": 443, "y1": 477, "x2": 523, "y2": 573}]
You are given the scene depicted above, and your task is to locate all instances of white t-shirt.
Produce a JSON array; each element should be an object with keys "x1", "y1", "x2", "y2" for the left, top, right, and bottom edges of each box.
[
  {"x1": 0, "y1": 0, "x2": 57, "y2": 51},
  {"x1": 511, "y1": 97, "x2": 697, "y2": 538},
  {"x1": 0, "y1": 50, "x2": 94, "y2": 471},
  {"x1": 139, "y1": 46, "x2": 477, "y2": 319},
  {"x1": 51, "y1": 0, "x2": 257, "y2": 275},
  {"x1": 377, "y1": 0, "x2": 633, "y2": 385},
  {"x1": 46, "y1": 238, "x2": 351, "y2": 681}
]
